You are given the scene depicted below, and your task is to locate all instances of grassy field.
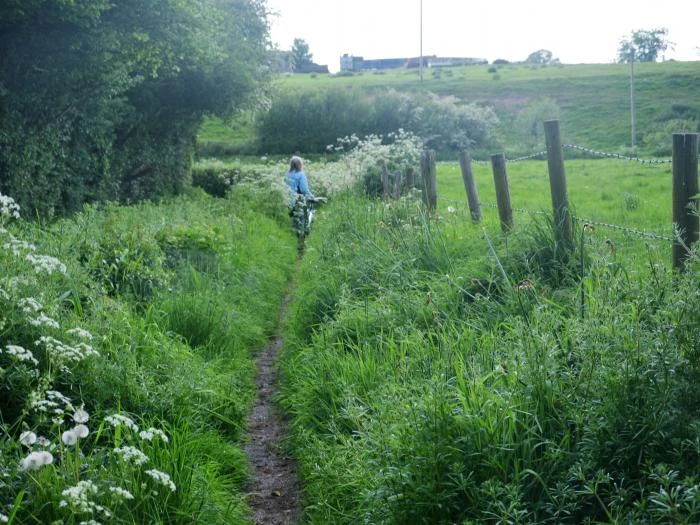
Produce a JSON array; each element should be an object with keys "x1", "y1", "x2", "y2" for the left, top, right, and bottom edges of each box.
[{"x1": 200, "y1": 60, "x2": 700, "y2": 157}]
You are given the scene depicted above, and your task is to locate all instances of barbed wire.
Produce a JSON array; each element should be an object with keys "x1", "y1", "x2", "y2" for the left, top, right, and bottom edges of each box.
[{"x1": 444, "y1": 199, "x2": 674, "y2": 242}]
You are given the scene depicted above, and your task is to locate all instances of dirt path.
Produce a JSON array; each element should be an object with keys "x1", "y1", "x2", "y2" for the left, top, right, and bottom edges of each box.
[{"x1": 244, "y1": 276, "x2": 301, "y2": 525}]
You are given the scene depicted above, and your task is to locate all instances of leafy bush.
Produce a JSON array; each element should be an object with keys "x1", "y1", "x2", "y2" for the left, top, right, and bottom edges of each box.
[{"x1": 257, "y1": 88, "x2": 499, "y2": 155}]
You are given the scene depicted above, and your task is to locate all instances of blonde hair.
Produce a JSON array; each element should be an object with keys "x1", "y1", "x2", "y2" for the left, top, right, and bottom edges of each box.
[{"x1": 289, "y1": 156, "x2": 303, "y2": 172}]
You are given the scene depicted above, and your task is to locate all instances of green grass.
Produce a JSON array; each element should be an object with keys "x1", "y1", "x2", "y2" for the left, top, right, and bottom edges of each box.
[
  {"x1": 0, "y1": 188, "x2": 297, "y2": 524},
  {"x1": 434, "y1": 157, "x2": 674, "y2": 266},
  {"x1": 279, "y1": 189, "x2": 700, "y2": 524}
]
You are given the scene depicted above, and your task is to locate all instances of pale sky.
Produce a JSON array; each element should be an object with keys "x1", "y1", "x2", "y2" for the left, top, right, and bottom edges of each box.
[{"x1": 266, "y1": 0, "x2": 699, "y2": 72}]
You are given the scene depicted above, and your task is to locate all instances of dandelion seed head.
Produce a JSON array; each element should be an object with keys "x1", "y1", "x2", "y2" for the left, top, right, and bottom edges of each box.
[
  {"x1": 73, "y1": 424, "x2": 89, "y2": 438},
  {"x1": 62, "y1": 429, "x2": 78, "y2": 446},
  {"x1": 73, "y1": 408, "x2": 90, "y2": 423},
  {"x1": 19, "y1": 450, "x2": 53, "y2": 470},
  {"x1": 19, "y1": 431, "x2": 37, "y2": 447}
]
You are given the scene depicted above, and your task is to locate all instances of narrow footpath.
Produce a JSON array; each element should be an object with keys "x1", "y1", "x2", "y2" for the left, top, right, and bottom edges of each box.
[{"x1": 244, "y1": 276, "x2": 301, "y2": 525}]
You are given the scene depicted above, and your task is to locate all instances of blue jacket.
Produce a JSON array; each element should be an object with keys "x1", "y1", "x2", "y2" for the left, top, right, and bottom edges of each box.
[{"x1": 285, "y1": 170, "x2": 314, "y2": 206}]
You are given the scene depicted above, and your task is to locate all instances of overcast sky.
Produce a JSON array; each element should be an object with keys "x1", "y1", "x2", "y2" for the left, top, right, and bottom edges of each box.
[{"x1": 266, "y1": 0, "x2": 699, "y2": 72}]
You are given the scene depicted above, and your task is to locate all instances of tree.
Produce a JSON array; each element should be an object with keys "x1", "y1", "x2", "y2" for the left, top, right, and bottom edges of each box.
[
  {"x1": 618, "y1": 28, "x2": 673, "y2": 63},
  {"x1": 525, "y1": 49, "x2": 554, "y2": 65},
  {"x1": 0, "y1": 0, "x2": 272, "y2": 216},
  {"x1": 291, "y1": 38, "x2": 313, "y2": 72}
]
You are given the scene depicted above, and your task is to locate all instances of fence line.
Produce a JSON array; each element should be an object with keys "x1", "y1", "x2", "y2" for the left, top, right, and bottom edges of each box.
[
  {"x1": 445, "y1": 198, "x2": 675, "y2": 242},
  {"x1": 421, "y1": 126, "x2": 697, "y2": 266},
  {"x1": 469, "y1": 143, "x2": 676, "y2": 165},
  {"x1": 563, "y1": 144, "x2": 673, "y2": 164}
]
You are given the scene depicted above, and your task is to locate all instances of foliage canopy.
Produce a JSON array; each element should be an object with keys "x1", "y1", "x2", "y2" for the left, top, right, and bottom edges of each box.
[{"x1": 0, "y1": 0, "x2": 272, "y2": 218}]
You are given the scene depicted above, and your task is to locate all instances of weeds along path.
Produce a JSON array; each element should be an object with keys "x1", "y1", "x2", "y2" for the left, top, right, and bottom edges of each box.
[{"x1": 244, "y1": 265, "x2": 301, "y2": 525}]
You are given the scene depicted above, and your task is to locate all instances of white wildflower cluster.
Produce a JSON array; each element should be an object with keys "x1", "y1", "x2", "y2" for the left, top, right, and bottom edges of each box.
[
  {"x1": 144, "y1": 469, "x2": 176, "y2": 492},
  {"x1": 3, "y1": 344, "x2": 39, "y2": 366},
  {"x1": 104, "y1": 414, "x2": 139, "y2": 433},
  {"x1": 67, "y1": 328, "x2": 94, "y2": 341},
  {"x1": 113, "y1": 446, "x2": 149, "y2": 466},
  {"x1": 5, "y1": 276, "x2": 32, "y2": 291},
  {"x1": 108, "y1": 486, "x2": 134, "y2": 500},
  {"x1": 138, "y1": 428, "x2": 169, "y2": 443},
  {"x1": 28, "y1": 312, "x2": 60, "y2": 329},
  {"x1": 18, "y1": 297, "x2": 43, "y2": 313},
  {"x1": 32, "y1": 390, "x2": 75, "y2": 424},
  {"x1": 36, "y1": 335, "x2": 98, "y2": 366},
  {"x1": 59, "y1": 480, "x2": 111, "y2": 518},
  {"x1": 19, "y1": 450, "x2": 54, "y2": 471},
  {"x1": 0, "y1": 193, "x2": 20, "y2": 223},
  {"x1": 0, "y1": 511, "x2": 8, "y2": 523},
  {"x1": 25, "y1": 254, "x2": 67, "y2": 275},
  {"x1": 3, "y1": 237, "x2": 36, "y2": 256},
  {"x1": 326, "y1": 130, "x2": 423, "y2": 193}
]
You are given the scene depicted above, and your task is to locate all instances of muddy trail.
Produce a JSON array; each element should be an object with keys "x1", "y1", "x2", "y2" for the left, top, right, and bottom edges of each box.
[{"x1": 244, "y1": 275, "x2": 301, "y2": 525}]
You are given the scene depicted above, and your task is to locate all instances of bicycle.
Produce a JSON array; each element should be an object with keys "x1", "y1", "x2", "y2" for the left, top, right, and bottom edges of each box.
[{"x1": 290, "y1": 195, "x2": 326, "y2": 252}]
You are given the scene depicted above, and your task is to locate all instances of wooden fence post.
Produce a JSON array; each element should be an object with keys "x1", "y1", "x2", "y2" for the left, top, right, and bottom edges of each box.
[
  {"x1": 544, "y1": 120, "x2": 573, "y2": 248},
  {"x1": 421, "y1": 149, "x2": 437, "y2": 210},
  {"x1": 490, "y1": 153, "x2": 513, "y2": 232},
  {"x1": 459, "y1": 151, "x2": 482, "y2": 222},
  {"x1": 672, "y1": 132, "x2": 699, "y2": 270},
  {"x1": 405, "y1": 166, "x2": 415, "y2": 190},
  {"x1": 379, "y1": 159, "x2": 390, "y2": 199}
]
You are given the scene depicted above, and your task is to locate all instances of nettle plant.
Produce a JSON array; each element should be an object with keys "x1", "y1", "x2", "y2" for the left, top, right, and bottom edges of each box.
[{"x1": 0, "y1": 193, "x2": 174, "y2": 524}]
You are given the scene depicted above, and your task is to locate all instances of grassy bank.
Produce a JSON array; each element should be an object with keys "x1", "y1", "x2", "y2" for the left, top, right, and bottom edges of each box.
[
  {"x1": 0, "y1": 188, "x2": 296, "y2": 523},
  {"x1": 279, "y1": 191, "x2": 699, "y2": 524}
]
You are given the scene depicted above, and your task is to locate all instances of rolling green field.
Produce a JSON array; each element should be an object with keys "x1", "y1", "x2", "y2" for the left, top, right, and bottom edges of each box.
[{"x1": 201, "y1": 60, "x2": 700, "y2": 157}]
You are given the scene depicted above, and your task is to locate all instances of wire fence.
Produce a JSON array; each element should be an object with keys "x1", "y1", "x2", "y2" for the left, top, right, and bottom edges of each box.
[
  {"x1": 444, "y1": 199, "x2": 675, "y2": 243},
  {"x1": 470, "y1": 144, "x2": 677, "y2": 165}
]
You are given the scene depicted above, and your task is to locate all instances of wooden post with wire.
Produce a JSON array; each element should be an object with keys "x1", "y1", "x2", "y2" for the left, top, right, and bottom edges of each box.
[
  {"x1": 672, "y1": 132, "x2": 699, "y2": 270},
  {"x1": 459, "y1": 151, "x2": 482, "y2": 222},
  {"x1": 544, "y1": 120, "x2": 573, "y2": 248},
  {"x1": 490, "y1": 153, "x2": 512, "y2": 231},
  {"x1": 421, "y1": 149, "x2": 437, "y2": 210}
]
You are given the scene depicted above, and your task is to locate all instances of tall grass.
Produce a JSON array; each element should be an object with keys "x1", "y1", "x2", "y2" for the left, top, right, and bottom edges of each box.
[
  {"x1": 0, "y1": 187, "x2": 296, "y2": 523},
  {"x1": 280, "y1": 192, "x2": 700, "y2": 524}
]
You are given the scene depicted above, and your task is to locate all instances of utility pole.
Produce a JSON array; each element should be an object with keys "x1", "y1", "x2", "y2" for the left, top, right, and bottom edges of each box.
[
  {"x1": 630, "y1": 48, "x2": 636, "y2": 149},
  {"x1": 419, "y1": 0, "x2": 423, "y2": 82}
]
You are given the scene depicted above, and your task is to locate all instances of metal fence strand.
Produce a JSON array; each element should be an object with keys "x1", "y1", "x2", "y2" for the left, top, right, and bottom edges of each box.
[{"x1": 443, "y1": 199, "x2": 673, "y2": 242}]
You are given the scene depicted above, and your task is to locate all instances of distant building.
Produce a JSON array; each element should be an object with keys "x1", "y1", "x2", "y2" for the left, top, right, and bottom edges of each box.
[
  {"x1": 428, "y1": 56, "x2": 487, "y2": 67},
  {"x1": 297, "y1": 63, "x2": 330, "y2": 74},
  {"x1": 340, "y1": 53, "x2": 487, "y2": 72}
]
